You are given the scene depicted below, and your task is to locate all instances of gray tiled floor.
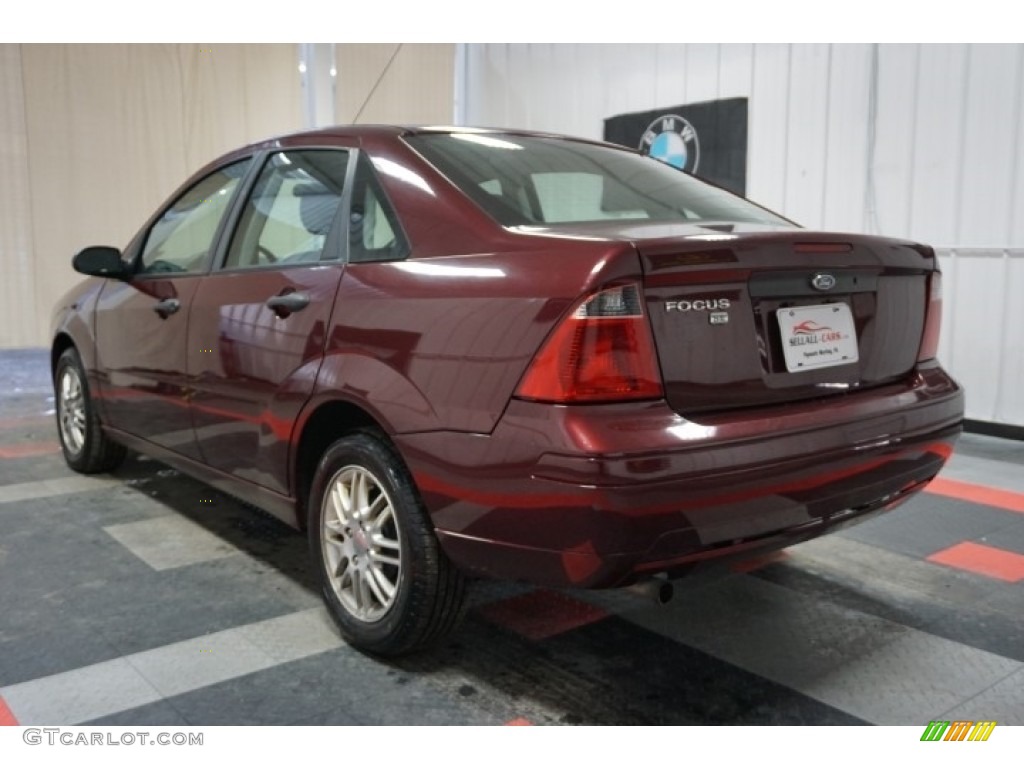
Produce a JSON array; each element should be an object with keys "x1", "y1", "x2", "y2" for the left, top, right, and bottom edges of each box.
[
  {"x1": 1, "y1": 348, "x2": 1022, "y2": 726},
  {"x1": 840, "y1": 494, "x2": 1019, "y2": 558}
]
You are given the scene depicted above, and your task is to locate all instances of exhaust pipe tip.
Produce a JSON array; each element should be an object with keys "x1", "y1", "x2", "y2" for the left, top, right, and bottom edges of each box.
[
  {"x1": 654, "y1": 579, "x2": 674, "y2": 606},
  {"x1": 625, "y1": 576, "x2": 674, "y2": 606}
]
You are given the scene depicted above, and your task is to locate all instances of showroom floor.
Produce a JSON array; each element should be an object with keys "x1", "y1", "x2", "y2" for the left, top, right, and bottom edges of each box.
[{"x1": 0, "y1": 348, "x2": 1022, "y2": 726}]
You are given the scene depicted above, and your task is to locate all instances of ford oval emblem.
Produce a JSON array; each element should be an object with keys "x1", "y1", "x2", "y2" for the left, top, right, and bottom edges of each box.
[{"x1": 811, "y1": 273, "x2": 837, "y2": 291}]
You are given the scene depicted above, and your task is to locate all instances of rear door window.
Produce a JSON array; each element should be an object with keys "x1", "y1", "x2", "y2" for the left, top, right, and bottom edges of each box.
[{"x1": 223, "y1": 150, "x2": 350, "y2": 270}]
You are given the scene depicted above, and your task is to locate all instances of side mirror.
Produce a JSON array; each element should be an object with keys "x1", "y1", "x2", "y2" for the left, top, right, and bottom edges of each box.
[{"x1": 72, "y1": 246, "x2": 130, "y2": 279}]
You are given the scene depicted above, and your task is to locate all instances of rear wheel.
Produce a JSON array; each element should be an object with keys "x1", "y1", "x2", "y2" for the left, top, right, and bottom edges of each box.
[
  {"x1": 308, "y1": 430, "x2": 467, "y2": 655},
  {"x1": 54, "y1": 347, "x2": 126, "y2": 473}
]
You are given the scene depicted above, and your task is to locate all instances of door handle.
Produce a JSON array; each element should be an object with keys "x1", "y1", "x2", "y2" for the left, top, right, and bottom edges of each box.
[
  {"x1": 266, "y1": 291, "x2": 310, "y2": 319},
  {"x1": 153, "y1": 298, "x2": 181, "y2": 318}
]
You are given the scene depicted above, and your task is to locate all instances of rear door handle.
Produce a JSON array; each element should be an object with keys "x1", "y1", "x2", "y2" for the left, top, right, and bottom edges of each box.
[
  {"x1": 153, "y1": 298, "x2": 181, "y2": 318},
  {"x1": 266, "y1": 291, "x2": 310, "y2": 318}
]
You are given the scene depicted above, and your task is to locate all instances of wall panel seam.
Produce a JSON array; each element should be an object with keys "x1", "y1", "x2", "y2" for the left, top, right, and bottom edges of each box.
[
  {"x1": 819, "y1": 44, "x2": 834, "y2": 229},
  {"x1": 905, "y1": 44, "x2": 921, "y2": 237},
  {"x1": 951, "y1": 46, "x2": 971, "y2": 245},
  {"x1": 19, "y1": 43, "x2": 40, "y2": 351},
  {"x1": 1006, "y1": 45, "x2": 1024, "y2": 245}
]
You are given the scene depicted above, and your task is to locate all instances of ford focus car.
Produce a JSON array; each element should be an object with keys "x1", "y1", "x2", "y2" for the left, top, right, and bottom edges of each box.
[{"x1": 51, "y1": 126, "x2": 964, "y2": 654}]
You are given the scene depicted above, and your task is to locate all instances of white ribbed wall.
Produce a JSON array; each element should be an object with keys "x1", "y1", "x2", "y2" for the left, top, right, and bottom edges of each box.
[{"x1": 464, "y1": 44, "x2": 1024, "y2": 427}]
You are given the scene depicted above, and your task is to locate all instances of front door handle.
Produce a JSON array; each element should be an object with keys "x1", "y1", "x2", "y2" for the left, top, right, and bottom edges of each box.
[
  {"x1": 153, "y1": 298, "x2": 181, "y2": 318},
  {"x1": 266, "y1": 291, "x2": 310, "y2": 319}
]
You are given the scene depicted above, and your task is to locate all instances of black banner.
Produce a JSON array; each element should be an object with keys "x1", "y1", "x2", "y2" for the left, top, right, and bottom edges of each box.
[{"x1": 603, "y1": 97, "x2": 748, "y2": 195}]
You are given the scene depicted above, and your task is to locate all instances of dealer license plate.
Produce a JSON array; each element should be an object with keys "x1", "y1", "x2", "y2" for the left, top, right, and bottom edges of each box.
[{"x1": 777, "y1": 303, "x2": 859, "y2": 372}]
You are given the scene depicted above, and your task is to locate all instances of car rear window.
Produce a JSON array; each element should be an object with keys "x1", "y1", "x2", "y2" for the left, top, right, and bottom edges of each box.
[{"x1": 405, "y1": 133, "x2": 790, "y2": 228}]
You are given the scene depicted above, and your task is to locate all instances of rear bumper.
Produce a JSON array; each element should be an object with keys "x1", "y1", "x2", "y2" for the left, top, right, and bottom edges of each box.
[{"x1": 395, "y1": 363, "x2": 963, "y2": 588}]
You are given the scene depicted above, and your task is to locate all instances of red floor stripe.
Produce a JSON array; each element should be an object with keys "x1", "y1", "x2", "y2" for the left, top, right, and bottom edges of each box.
[
  {"x1": 927, "y1": 541, "x2": 1024, "y2": 583},
  {"x1": 477, "y1": 589, "x2": 609, "y2": 641},
  {"x1": 0, "y1": 415, "x2": 53, "y2": 430},
  {"x1": 0, "y1": 696, "x2": 19, "y2": 726},
  {"x1": 0, "y1": 441, "x2": 60, "y2": 459},
  {"x1": 505, "y1": 717, "x2": 532, "y2": 726},
  {"x1": 925, "y1": 477, "x2": 1024, "y2": 515}
]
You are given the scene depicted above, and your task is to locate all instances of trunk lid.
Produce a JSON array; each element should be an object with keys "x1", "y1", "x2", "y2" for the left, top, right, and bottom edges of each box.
[{"x1": 632, "y1": 226, "x2": 935, "y2": 414}]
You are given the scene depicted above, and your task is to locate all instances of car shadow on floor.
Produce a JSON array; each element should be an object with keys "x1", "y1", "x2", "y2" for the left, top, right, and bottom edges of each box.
[
  {"x1": 109, "y1": 453, "x2": 319, "y2": 594},
  {"x1": 114, "y1": 454, "x2": 868, "y2": 724}
]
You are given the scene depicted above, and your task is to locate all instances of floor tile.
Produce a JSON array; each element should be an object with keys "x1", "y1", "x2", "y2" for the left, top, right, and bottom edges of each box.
[
  {"x1": 927, "y1": 542, "x2": 1024, "y2": 583},
  {"x1": 104, "y1": 515, "x2": 240, "y2": 571}
]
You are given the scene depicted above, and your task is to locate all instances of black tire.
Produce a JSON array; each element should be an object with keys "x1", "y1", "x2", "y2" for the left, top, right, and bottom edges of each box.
[
  {"x1": 308, "y1": 430, "x2": 467, "y2": 656},
  {"x1": 54, "y1": 347, "x2": 127, "y2": 474}
]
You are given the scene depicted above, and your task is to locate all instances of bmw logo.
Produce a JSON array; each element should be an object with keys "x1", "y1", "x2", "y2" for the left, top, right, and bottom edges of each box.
[{"x1": 639, "y1": 115, "x2": 700, "y2": 173}]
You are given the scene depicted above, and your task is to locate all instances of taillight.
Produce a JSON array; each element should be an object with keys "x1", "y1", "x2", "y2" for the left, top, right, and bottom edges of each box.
[
  {"x1": 918, "y1": 271, "x2": 942, "y2": 362},
  {"x1": 516, "y1": 283, "x2": 663, "y2": 403}
]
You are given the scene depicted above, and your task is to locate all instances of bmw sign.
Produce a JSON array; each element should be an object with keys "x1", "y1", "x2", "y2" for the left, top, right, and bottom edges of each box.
[
  {"x1": 640, "y1": 115, "x2": 700, "y2": 173},
  {"x1": 604, "y1": 97, "x2": 749, "y2": 195}
]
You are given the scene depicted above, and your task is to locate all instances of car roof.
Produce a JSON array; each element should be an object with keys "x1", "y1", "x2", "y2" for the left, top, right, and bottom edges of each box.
[{"x1": 241, "y1": 124, "x2": 633, "y2": 154}]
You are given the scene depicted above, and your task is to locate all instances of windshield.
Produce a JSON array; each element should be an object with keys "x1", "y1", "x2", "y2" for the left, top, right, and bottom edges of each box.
[{"x1": 405, "y1": 132, "x2": 791, "y2": 228}]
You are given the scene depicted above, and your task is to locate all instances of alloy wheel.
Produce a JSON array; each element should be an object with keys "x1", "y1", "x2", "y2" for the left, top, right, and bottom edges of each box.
[
  {"x1": 320, "y1": 465, "x2": 403, "y2": 623},
  {"x1": 58, "y1": 367, "x2": 87, "y2": 455}
]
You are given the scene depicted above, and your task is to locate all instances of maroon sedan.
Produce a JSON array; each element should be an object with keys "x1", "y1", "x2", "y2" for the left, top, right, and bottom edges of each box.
[{"x1": 51, "y1": 126, "x2": 963, "y2": 654}]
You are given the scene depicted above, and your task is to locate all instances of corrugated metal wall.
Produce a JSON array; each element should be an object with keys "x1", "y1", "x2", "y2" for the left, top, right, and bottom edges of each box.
[
  {"x1": 0, "y1": 44, "x2": 455, "y2": 349},
  {"x1": 0, "y1": 44, "x2": 305, "y2": 349},
  {"x1": 464, "y1": 43, "x2": 1024, "y2": 427},
  {"x1": 335, "y1": 44, "x2": 453, "y2": 126},
  {"x1": 0, "y1": 46, "x2": 36, "y2": 349}
]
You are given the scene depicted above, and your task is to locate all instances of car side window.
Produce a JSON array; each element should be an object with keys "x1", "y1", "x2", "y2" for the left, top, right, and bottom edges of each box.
[
  {"x1": 223, "y1": 150, "x2": 350, "y2": 270},
  {"x1": 348, "y1": 154, "x2": 410, "y2": 263},
  {"x1": 139, "y1": 160, "x2": 251, "y2": 275}
]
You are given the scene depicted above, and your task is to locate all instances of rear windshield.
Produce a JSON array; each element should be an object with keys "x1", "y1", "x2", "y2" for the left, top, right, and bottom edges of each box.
[{"x1": 405, "y1": 133, "x2": 790, "y2": 228}]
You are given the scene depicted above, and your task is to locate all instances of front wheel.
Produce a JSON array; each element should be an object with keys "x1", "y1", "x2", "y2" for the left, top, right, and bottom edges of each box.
[
  {"x1": 308, "y1": 431, "x2": 467, "y2": 656},
  {"x1": 54, "y1": 347, "x2": 126, "y2": 474}
]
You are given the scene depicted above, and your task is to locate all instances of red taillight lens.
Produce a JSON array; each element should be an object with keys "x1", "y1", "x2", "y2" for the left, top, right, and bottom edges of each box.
[
  {"x1": 918, "y1": 271, "x2": 942, "y2": 362},
  {"x1": 516, "y1": 283, "x2": 663, "y2": 403}
]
